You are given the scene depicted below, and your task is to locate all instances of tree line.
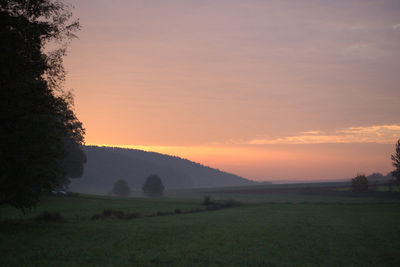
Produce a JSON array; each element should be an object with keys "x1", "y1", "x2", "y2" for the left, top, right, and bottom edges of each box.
[{"x1": 351, "y1": 141, "x2": 400, "y2": 192}]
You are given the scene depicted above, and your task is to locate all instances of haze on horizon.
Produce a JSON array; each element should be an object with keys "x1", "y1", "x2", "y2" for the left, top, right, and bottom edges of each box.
[{"x1": 64, "y1": 0, "x2": 400, "y2": 181}]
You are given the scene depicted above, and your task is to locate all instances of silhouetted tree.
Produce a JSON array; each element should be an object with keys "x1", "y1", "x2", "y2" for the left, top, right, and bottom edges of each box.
[
  {"x1": 0, "y1": 0, "x2": 84, "y2": 211},
  {"x1": 391, "y1": 139, "x2": 400, "y2": 185},
  {"x1": 112, "y1": 179, "x2": 131, "y2": 197},
  {"x1": 142, "y1": 174, "x2": 164, "y2": 197},
  {"x1": 56, "y1": 141, "x2": 87, "y2": 190},
  {"x1": 351, "y1": 174, "x2": 369, "y2": 192}
]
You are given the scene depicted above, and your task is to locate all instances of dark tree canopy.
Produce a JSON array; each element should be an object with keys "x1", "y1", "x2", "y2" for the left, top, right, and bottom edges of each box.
[
  {"x1": 142, "y1": 174, "x2": 164, "y2": 197},
  {"x1": 56, "y1": 140, "x2": 87, "y2": 190},
  {"x1": 391, "y1": 139, "x2": 400, "y2": 185},
  {"x1": 351, "y1": 174, "x2": 369, "y2": 192},
  {"x1": 0, "y1": 0, "x2": 84, "y2": 210},
  {"x1": 112, "y1": 179, "x2": 131, "y2": 197}
]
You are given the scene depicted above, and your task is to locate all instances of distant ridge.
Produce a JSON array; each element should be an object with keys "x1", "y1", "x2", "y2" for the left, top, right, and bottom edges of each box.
[{"x1": 69, "y1": 145, "x2": 256, "y2": 194}]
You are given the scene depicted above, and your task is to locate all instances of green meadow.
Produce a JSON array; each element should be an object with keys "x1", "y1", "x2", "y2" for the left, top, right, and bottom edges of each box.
[{"x1": 1, "y1": 189, "x2": 400, "y2": 266}]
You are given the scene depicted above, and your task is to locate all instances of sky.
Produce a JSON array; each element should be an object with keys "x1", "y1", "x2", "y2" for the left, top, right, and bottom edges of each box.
[{"x1": 63, "y1": 0, "x2": 400, "y2": 181}]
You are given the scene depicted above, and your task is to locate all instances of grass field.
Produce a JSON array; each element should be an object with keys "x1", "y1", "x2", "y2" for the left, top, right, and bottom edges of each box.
[
  {"x1": 167, "y1": 183, "x2": 400, "y2": 203},
  {"x1": 1, "y1": 190, "x2": 400, "y2": 266}
]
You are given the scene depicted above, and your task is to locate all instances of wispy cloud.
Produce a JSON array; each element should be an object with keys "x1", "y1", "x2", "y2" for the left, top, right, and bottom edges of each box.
[
  {"x1": 300, "y1": 130, "x2": 325, "y2": 135},
  {"x1": 392, "y1": 24, "x2": 400, "y2": 30},
  {"x1": 237, "y1": 124, "x2": 400, "y2": 145}
]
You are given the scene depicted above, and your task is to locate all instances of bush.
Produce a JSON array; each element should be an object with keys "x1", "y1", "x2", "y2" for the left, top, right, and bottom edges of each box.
[
  {"x1": 202, "y1": 195, "x2": 240, "y2": 210},
  {"x1": 142, "y1": 174, "x2": 164, "y2": 197},
  {"x1": 202, "y1": 195, "x2": 214, "y2": 206},
  {"x1": 112, "y1": 179, "x2": 131, "y2": 197},
  {"x1": 351, "y1": 174, "x2": 369, "y2": 192},
  {"x1": 91, "y1": 210, "x2": 140, "y2": 220},
  {"x1": 174, "y1": 208, "x2": 182, "y2": 214},
  {"x1": 35, "y1": 211, "x2": 64, "y2": 223}
]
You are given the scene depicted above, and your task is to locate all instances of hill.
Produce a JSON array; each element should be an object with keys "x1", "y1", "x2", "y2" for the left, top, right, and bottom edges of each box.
[{"x1": 69, "y1": 146, "x2": 255, "y2": 194}]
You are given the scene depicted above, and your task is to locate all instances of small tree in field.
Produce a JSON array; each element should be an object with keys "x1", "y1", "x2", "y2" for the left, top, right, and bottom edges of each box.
[
  {"x1": 142, "y1": 174, "x2": 164, "y2": 197},
  {"x1": 112, "y1": 179, "x2": 131, "y2": 197},
  {"x1": 391, "y1": 139, "x2": 400, "y2": 185},
  {"x1": 351, "y1": 174, "x2": 369, "y2": 192}
]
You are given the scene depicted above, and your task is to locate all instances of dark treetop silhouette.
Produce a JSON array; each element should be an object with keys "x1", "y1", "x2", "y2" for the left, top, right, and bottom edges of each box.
[
  {"x1": 112, "y1": 179, "x2": 131, "y2": 197},
  {"x1": 142, "y1": 174, "x2": 164, "y2": 197},
  {"x1": 0, "y1": 0, "x2": 85, "y2": 211},
  {"x1": 391, "y1": 139, "x2": 400, "y2": 185},
  {"x1": 351, "y1": 174, "x2": 369, "y2": 192}
]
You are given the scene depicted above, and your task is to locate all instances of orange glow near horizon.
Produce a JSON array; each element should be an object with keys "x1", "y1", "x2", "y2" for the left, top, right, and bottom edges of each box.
[
  {"x1": 64, "y1": 0, "x2": 400, "y2": 181},
  {"x1": 86, "y1": 142, "x2": 394, "y2": 181}
]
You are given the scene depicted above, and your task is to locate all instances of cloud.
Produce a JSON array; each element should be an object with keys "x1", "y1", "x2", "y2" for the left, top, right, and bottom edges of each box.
[
  {"x1": 240, "y1": 124, "x2": 400, "y2": 145},
  {"x1": 301, "y1": 130, "x2": 325, "y2": 135},
  {"x1": 392, "y1": 24, "x2": 400, "y2": 30}
]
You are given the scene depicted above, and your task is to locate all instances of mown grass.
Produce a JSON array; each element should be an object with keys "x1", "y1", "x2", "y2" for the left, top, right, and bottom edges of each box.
[{"x1": 1, "y1": 195, "x2": 400, "y2": 266}]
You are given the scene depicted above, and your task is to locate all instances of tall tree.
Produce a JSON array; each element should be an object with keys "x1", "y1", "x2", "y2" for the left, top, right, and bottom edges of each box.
[
  {"x1": 391, "y1": 139, "x2": 400, "y2": 185},
  {"x1": 351, "y1": 174, "x2": 369, "y2": 192},
  {"x1": 142, "y1": 174, "x2": 164, "y2": 197},
  {"x1": 0, "y1": 0, "x2": 84, "y2": 210},
  {"x1": 112, "y1": 179, "x2": 131, "y2": 197}
]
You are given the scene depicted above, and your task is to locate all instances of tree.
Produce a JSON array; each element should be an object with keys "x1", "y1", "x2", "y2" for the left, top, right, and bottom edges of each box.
[
  {"x1": 351, "y1": 174, "x2": 369, "y2": 192},
  {"x1": 142, "y1": 175, "x2": 164, "y2": 197},
  {"x1": 0, "y1": 0, "x2": 84, "y2": 211},
  {"x1": 112, "y1": 179, "x2": 131, "y2": 197},
  {"x1": 56, "y1": 141, "x2": 87, "y2": 190},
  {"x1": 391, "y1": 139, "x2": 400, "y2": 185}
]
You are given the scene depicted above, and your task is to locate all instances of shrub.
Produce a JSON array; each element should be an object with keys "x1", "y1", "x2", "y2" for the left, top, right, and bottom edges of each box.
[
  {"x1": 205, "y1": 199, "x2": 240, "y2": 210},
  {"x1": 174, "y1": 208, "x2": 182, "y2": 214},
  {"x1": 90, "y1": 209, "x2": 140, "y2": 220},
  {"x1": 35, "y1": 211, "x2": 64, "y2": 223},
  {"x1": 202, "y1": 196, "x2": 239, "y2": 209},
  {"x1": 351, "y1": 174, "x2": 369, "y2": 192},
  {"x1": 202, "y1": 195, "x2": 214, "y2": 206},
  {"x1": 124, "y1": 212, "x2": 141, "y2": 219},
  {"x1": 156, "y1": 211, "x2": 172, "y2": 216},
  {"x1": 188, "y1": 208, "x2": 203, "y2": 213}
]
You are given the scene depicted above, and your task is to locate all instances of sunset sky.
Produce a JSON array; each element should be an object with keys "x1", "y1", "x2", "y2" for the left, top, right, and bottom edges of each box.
[{"x1": 63, "y1": 0, "x2": 400, "y2": 181}]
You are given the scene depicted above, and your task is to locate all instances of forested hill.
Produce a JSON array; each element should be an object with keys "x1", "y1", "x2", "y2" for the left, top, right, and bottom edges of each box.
[{"x1": 69, "y1": 146, "x2": 255, "y2": 194}]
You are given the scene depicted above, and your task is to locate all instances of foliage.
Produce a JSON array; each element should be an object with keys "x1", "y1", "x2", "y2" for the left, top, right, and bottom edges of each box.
[
  {"x1": 57, "y1": 140, "x2": 87, "y2": 190},
  {"x1": 202, "y1": 195, "x2": 214, "y2": 206},
  {"x1": 0, "y1": 0, "x2": 84, "y2": 210},
  {"x1": 91, "y1": 209, "x2": 140, "y2": 220},
  {"x1": 35, "y1": 211, "x2": 64, "y2": 223},
  {"x1": 351, "y1": 174, "x2": 369, "y2": 192},
  {"x1": 142, "y1": 174, "x2": 164, "y2": 197},
  {"x1": 391, "y1": 139, "x2": 400, "y2": 185},
  {"x1": 112, "y1": 179, "x2": 131, "y2": 197}
]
